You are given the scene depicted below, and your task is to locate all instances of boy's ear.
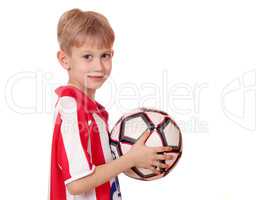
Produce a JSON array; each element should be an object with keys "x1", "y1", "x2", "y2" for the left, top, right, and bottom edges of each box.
[{"x1": 57, "y1": 50, "x2": 71, "y2": 71}]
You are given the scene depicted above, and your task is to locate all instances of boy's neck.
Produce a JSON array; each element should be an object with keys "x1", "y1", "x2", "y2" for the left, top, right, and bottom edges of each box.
[{"x1": 67, "y1": 81, "x2": 96, "y2": 100}]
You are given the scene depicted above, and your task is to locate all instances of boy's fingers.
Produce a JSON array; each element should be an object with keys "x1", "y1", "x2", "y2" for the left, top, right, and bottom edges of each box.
[
  {"x1": 152, "y1": 160, "x2": 169, "y2": 169},
  {"x1": 149, "y1": 166, "x2": 161, "y2": 175},
  {"x1": 136, "y1": 129, "x2": 150, "y2": 144},
  {"x1": 155, "y1": 154, "x2": 174, "y2": 161},
  {"x1": 153, "y1": 146, "x2": 173, "y2": 153}
]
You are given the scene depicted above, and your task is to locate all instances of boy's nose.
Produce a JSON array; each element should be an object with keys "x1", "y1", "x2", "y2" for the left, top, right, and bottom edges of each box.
[{"x1": 92, "y1": 58, "x2": 104, "y2": 70}]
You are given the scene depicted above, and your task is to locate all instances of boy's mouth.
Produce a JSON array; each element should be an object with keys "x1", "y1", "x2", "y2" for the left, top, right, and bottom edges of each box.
[{"x1": 87, "y1": 75, "x2": 105, "y2": 79}]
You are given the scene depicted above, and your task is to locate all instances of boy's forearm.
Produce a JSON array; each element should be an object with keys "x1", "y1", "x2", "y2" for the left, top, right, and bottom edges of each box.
[{"x1": 67, "y1": 153, "x2": 135, "y2": 195}]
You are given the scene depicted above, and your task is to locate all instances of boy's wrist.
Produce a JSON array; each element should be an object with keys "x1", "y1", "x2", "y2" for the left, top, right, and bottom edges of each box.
[{"x1": 122, "y1": 152, "x2": 136, "y2": 169}]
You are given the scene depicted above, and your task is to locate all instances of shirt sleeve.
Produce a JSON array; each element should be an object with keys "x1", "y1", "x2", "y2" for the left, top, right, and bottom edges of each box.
[{"x1": 56, "y1": 96, "x2": 96, "y2": 185}]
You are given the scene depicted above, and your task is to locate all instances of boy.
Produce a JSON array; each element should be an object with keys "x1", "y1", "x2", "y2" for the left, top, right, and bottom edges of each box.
[{"x1": 49, "y1": 8, "x2": 174, "y2": 200}]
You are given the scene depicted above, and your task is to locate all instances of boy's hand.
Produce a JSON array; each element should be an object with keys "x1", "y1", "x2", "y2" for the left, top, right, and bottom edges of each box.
[{"x1": 127, "y1": 129, "x2": 174, "y2": 174}]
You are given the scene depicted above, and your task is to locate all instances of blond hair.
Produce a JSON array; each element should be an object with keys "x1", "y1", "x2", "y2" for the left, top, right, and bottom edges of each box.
[{"x1": 57, "y1": 8, "x2": 115, "y2": 55}]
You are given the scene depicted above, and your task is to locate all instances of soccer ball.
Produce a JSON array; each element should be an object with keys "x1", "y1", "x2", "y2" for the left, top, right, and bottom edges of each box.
[{"x1": 109, "y1": 107, "x2": 182, "y2": 181}]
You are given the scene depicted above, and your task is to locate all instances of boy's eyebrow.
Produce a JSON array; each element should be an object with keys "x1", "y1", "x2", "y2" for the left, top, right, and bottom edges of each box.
[{"x1": 82, "y1": 50, "x2": 112, "y2": 54}]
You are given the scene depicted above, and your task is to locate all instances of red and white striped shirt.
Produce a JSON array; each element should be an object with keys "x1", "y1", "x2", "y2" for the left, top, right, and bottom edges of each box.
[{"x1": 49, "y1": 85, "x2": 122, "y2": 200}]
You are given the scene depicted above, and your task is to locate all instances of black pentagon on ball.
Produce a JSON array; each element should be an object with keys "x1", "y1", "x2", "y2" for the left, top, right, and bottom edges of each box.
[
  {"x1": 119, "y1": 112, "x2": 154, "y2": 145},
  {"x1": 156, "y1": 116, "x2": 182, "y2": 152}
]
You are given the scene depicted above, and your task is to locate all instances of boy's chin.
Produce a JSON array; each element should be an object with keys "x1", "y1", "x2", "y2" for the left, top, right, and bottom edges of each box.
[{"x1": 84, "y1": 83, "x2": 104, "y2": 90}]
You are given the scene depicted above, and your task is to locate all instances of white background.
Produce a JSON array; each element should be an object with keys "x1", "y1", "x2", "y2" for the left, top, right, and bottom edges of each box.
[{"x1": 0, "y1": 0, "x2": 260, "y2": 199}]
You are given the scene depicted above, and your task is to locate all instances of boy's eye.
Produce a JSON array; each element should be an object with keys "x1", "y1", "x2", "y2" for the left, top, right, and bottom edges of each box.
[
  {"x1": 101, "y1": 53, "x2": 112, "y2": 60},
  {"x1": 83, "y1": 54, "x2": 93, "y2": 60}
]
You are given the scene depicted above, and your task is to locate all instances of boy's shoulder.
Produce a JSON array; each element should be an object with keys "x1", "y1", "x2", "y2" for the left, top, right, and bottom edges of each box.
[
  {"x1": 54, "y1": 85, "x2": 82, "y2": 109},
  {"x1": 55, "y1": 85, "x2": 81, "y2": 100},
  {"x1": 55, "y1": 85, "x2": 108, "y2": 121}
]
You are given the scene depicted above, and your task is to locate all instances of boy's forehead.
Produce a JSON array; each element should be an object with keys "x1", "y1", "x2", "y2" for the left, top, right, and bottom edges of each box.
[{"x1": 78, "y1": 36, "x2": 112, "y2": 52}]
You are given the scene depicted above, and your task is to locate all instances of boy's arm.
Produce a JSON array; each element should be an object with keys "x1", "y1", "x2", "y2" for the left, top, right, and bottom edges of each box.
[
  {"x1": 67, "y1": 152, "x2": 134, "y2": 195},
  {"x1": 67, "y1": 130, "x2": 172, "y2": 195}
]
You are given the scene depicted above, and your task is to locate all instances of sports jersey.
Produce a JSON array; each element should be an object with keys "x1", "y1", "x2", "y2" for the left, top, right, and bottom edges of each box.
[{"x1": 49, "y1": 85, "x2": 122, "y2": 200}]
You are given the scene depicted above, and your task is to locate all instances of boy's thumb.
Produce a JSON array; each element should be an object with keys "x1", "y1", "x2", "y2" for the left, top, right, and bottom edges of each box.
[{"x1": 136, "y1": 129, "x2": 151, "y2": 144}]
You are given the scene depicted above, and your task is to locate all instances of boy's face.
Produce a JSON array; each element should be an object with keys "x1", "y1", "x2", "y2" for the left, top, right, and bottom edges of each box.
[{"x1": 58, "y1": 41, "x2": 113, "y2": 93}]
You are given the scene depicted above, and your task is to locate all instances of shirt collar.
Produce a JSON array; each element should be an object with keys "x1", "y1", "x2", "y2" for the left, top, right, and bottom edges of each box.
[{"x1": 55, "y1": 85, "x2": 106, "y2": 114}]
